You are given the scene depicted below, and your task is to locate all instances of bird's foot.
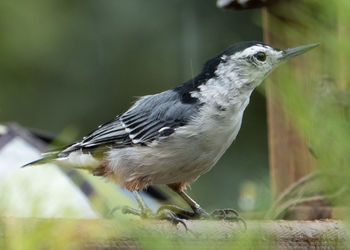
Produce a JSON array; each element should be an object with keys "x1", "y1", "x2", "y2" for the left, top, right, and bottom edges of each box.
[
  {"x1": 210, "y1": 208, "x2": 239, "y2": 220},
  {"x1": 194, "y1": 207, "x2": 243, "y2": 221},
  {"x1": 209, "y1": 208, "x2": 246, "y2": 229},
  {"x1": 156, "y1": 209, "x2": 188, "y2": 230},
  {"x1": 125, "y1": 204, "x2": 245, "y2": 229},
  {"x1": 156, "y1": 205, "x2": 245, "y2": 227},
  {"x1": 188, "y1": 206, "x2": 246, "y2": 229},
  {"x1": 115, "y1": 205, "x2": 188, "y2": 230},
  {"x1": 157, "y1": 204, "x2": 197, "y2": 219}
]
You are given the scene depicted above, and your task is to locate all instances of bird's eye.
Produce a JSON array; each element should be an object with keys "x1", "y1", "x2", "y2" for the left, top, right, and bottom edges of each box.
[{"x1": 254, "y1": 52, "x2": 266, "y2": 62}]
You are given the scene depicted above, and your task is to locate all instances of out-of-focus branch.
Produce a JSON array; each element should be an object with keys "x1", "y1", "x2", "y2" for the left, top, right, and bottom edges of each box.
[{"x1": 217, "y1": 0, "x2": 279, "y2": 10}]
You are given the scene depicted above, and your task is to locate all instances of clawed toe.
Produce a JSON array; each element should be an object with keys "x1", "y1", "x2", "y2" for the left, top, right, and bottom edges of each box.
[
  {"x1": 210, "y1": 208, "x2": 246, "y2": 229},
  {"x1": 111, "y1": 205, "x2": 187, "y2": 230},
  {"x1": 211, "y1": 208, "x2": 239, "y2": 219},
  {"x1": 156, "y1": 209, "x2": 188, "y2": 230},
  {"x1": 109, "y1": 205, "x2": 153, "y2": 217},
  {"x1": 107, "y1": 206, "x2": 141, "y2": 218},
  {"x1": 157, "y1": 205, "x2": 195, "y2": 219}
]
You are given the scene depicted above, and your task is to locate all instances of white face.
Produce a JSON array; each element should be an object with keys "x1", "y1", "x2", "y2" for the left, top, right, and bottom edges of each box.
[{"x1": 216, "y1": 44, "x2": 284, "y2": 90}]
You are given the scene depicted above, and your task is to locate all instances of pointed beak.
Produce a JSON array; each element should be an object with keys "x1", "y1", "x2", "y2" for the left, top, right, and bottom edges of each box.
[{"x1": 281, "y1": 43, "x2": 319, "y2": 61}]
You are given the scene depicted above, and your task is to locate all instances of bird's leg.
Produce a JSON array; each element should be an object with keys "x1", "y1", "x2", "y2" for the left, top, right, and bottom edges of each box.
[
  {"x1": 118, "y1": 191, "x2": 187, "y2": 229},
  {"x1": 132, "y1": 190, "x2": 153, "y2": 217},
  {"x1": 159, "y1": 184, "x2": 245, "y2": 226},
  {"x1": 115, "y1": 191, "x2": 151, "y2": 217},
  {"x1": 177, "y1": 190, "x2": 209, "y2": 218},
  {"x1": 155, "y1": 183, "x2": 207, "y2": 219},
  {"x1": 161, "y1": 183, "x2": 209, "y2": 218},
  {"x1": 178, "y1": 190, "x2": 245, "y2": 226},
  {"x1": 156, "y1": 192, "x2": 205, "y2": 219}
]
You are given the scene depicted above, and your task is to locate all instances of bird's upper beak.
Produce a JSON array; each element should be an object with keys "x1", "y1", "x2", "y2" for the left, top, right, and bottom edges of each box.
[{"x1": 280, "y1": 43, "x2": 319, "y2": 61}]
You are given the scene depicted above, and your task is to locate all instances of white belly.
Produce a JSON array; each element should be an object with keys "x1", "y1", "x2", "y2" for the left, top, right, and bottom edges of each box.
[{"x1": 106, "y1": 103, "x2": 246, "y2": 187}]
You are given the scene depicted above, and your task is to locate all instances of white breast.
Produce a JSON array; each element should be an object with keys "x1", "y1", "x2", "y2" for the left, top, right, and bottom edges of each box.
[
  {"x1": 106, "y1": 91, "x2": 252, "y2": 187},
  {"x1": 184, "y1": 94, "x2": 251, "y2": 170}
]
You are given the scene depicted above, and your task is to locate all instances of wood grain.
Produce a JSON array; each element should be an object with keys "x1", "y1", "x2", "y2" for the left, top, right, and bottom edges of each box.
[{"x1": 1, "y1": 218, "x2": 346, "y2": 249}]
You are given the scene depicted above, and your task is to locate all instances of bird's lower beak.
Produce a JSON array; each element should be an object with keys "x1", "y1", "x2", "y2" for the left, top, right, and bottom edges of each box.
[{"x1": 281, "y1": 43, "x2": 319, "y2": 61}]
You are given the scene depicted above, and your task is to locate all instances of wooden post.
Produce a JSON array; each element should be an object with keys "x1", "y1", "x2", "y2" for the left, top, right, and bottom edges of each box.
[{"x1": 262, "y1": 1, "x2": 317, "y2": 198}]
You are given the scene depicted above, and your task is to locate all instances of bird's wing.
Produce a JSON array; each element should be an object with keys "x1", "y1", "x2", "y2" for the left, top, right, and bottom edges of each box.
[{"x1": 59, "y1": 90, "x2": 200, "y2": 156}]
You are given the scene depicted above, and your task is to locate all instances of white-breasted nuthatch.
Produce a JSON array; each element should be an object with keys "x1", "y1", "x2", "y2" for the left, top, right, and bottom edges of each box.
[{"x1": 24, "y1": 41, "x2": 318, "y2": 226}]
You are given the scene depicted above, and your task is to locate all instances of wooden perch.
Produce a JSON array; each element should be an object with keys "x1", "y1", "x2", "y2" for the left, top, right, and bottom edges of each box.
[{"x1": 1, "y1": 218, "x2": 347, "y2": 249}]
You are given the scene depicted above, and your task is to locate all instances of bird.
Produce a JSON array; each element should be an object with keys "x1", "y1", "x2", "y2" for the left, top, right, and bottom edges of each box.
[{"x1": 24, "y1": 41, "x2": 318, "y2": 225}]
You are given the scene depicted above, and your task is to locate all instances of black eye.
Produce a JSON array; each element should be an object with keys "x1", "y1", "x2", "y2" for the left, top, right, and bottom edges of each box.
[{"x1": 254, "y1": 52, "x2": 266, "y2": 62}]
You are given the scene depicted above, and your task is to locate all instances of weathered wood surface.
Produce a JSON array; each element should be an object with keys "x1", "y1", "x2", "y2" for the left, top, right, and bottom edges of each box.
[{"x1": 1, "y1": 218, "x2": 347, "y2": 249}]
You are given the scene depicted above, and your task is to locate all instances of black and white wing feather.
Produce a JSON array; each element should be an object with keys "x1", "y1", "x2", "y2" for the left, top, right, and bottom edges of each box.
[{"x1": 59, "y1": 90, "x2": 200, "y2": 156}]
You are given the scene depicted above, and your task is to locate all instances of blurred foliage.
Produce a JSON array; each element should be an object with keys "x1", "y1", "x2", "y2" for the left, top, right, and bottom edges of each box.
[
  {"x1": 262, "y1": 0, "x2": 350, "y2": 219},
  {"x1": 0, "y1": 0, "x2": 261, "y2": 133}
]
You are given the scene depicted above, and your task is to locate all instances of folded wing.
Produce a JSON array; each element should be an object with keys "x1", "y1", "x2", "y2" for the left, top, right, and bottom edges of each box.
[{"x1": 58, "y1": 90, "x2": 201, "y2": 157}]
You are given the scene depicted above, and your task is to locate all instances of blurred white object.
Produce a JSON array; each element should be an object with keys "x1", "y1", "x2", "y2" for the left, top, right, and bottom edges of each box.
[
  {"x1": 0, "y1": 124, "x2": 163, "y2": 218},
  {"x1": 238, "y1": 180, "x2": 257, "y2": 211},
  {"x1": 0, "y1": 124, "x2": 97, "y2": 218}
]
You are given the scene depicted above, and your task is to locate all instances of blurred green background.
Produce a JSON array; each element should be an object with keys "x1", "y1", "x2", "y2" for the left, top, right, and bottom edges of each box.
[
  {"x1": 0, "y1": 0, "x2": 269, "y2": 211},
  {"x1": 2, "y1": 0, "x2": 350, "y2": 249}
]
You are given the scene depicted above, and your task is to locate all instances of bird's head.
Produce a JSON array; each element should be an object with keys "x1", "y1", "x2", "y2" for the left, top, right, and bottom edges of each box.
[{"x1": 203, "y1": 41, "x2": 319, "y2": 91}]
